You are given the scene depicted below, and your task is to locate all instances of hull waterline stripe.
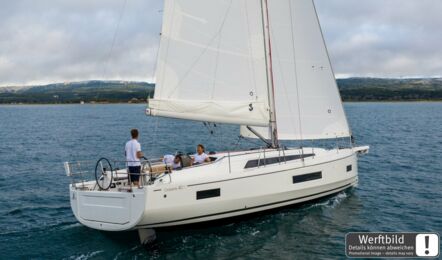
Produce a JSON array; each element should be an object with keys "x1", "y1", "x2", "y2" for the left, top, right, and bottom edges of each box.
[
  {"x1": 137, "y1": 182, "x2": 354, "y2": 228},
  {"x1": 187, "y1": 153, "x2": 354, "y2": 187}
]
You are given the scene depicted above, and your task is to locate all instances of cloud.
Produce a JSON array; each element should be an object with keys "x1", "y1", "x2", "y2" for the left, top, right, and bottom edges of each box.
[
  {"x1": 315, "y1": 0, "x2": 442, "y2": 78},
  {"x1": 0, "y1": 0, "x2": 163, "y2": 86},
  {"x1": 0, "y1": 0, "x2": 441, "y2": 87}
]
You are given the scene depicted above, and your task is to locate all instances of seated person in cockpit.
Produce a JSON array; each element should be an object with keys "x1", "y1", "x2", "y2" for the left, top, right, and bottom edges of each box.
[
  {"x1": 192, "y1": 144, "x2": 211, "y2": 165},
  {"x1": 163, "y1": 154, "x2": 182, "y2": 170}
]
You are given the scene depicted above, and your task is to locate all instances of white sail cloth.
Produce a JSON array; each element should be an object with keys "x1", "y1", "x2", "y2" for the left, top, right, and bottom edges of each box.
[
  {"x1": 148, "y1": 99, "x2": 269, "y2": 126},
  {"x1": 149, "y1": 0, "x2": 351, "y2": 140},
  {"x1": 149, "y1": 0, "x2": 270, "y2": 126},
  {"x1": 241, "y1": 0, "x2": 350, "y2": 140}
]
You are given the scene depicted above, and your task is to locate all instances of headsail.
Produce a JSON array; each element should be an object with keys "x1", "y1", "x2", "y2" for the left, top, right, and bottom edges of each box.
[
  {"x1": 241, "y1": 0, "x2": 351, "y2": 140},
  {"x1": 148, "y1": 0, "x2": 270, "y2": 126}
]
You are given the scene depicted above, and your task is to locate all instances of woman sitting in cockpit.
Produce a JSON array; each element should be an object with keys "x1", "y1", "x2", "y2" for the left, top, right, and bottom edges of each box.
[{"x1": 192, "y1": 144, "x2": 211, "y2": 165}]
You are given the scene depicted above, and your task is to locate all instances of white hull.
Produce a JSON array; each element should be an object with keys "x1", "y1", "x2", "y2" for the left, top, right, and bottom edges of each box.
[{"x1": 69, "y1": 147, "x2": 367, "y2": 231}]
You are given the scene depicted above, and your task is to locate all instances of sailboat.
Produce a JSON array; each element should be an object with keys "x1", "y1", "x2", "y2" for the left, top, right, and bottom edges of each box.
[{"x1": 67, "y1": 0, "x2": 368, "y2": 243}]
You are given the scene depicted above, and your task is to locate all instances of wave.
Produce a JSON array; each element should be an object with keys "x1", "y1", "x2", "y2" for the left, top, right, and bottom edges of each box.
[
  {"x1": 305, "y1": 191, "x2": 349, "y2": 210},
  {"x1": 5, "y1": 205, "x2": 71, "y2": 216},
  {"x1": 65, "y1": 250, "x2": 104, "y2": 260},
  {"x1": 0, "y1": 220, "x2": 79, "y2": 236}
]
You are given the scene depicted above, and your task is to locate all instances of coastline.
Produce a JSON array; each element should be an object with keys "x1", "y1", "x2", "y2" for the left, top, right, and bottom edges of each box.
[{"x1": 1, "y1": 100, "x2": 441, "y2": 106}]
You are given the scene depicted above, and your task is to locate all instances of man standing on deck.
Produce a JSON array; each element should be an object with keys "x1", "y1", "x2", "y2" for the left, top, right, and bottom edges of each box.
[{"x1": 125, "y1": 129, "x2": 143, "y2": 187}]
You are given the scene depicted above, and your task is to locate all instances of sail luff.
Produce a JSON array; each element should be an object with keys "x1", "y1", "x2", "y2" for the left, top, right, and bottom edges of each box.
[
  {"x1": 261, "y1": 0, "x2": 279, "y2": 147},
  {"x1": 241, "y1": 0, "x2": 351, "y2": 140}
]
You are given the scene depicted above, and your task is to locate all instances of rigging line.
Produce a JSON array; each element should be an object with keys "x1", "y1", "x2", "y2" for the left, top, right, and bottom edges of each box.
[
  {"x1": 243, "y1": 135, "x2": 263, "y2": 147},
  {"x1": 150, "y1": 11, "x2": 164, "y2": 82},
  {"x1": 210, "y1": 1, "x2": 233, "y2": 99},
  {"x1": 259, "y1": 0, "x2": 273, "y2": 140},
  {"x1": 95, "y1": 0, "x2": 127, "y2": 102},
  {"x1": 148, "y1": 115, "x2": 160, "y2": 159},
  {"x1": 210, "y1": 38, "x2": 221, "y2": 100},
  {"x1": 146, "y1": 10, "x2": 163, "y2": 100},
  {"x1": 152, "y1": 2, "x2": 174, "y2": 151},
  {"x1": 166, "y1": 0, "x2": 233, "y2": 99},
  {"x1": 268, "y1": 25, "x2": 298, "y2": 140},
  {"x1": 233, "y1": 135, "x2": 243, "y2": 150},
  {"x1": 262, "y1": 0, "x2": 279, "y2": 147},
  {"x1": 244, "y1": 0, "x2": 259, "y2": 99},
  {"x1": 203, "y1": 122, "x2": 215, "y2": 135},
  {"x1": 102, "y1": 0, "x2": 128, "y2": 78},
  {"x1": 158, "y1": 0, "x2": 176, "y2": 98},
  {"x1": 147, "y1": 41, "x2": 160, "y2": 99},
  {"x1": 288, "y1": 0, "x2": 304, "y2": 147}
]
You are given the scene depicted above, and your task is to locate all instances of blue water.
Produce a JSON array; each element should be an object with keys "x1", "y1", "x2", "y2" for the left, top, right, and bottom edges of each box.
[{"x1": 0, "y1": 103, "x2": 441, "y2": 259}]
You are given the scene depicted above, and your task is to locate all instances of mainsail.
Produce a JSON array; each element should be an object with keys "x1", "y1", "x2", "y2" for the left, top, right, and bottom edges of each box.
[
  {"x1": 148, "y1": 0, "x2": 270, "y2": 126},
  {"x1": 149, "y1": 0, "x2": 351, "y2": 140}
]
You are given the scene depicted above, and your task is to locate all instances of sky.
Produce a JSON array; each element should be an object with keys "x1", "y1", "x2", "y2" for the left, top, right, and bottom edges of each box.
[{"x1": 0, "y1": 0, "x2": 441, "y2": 87}]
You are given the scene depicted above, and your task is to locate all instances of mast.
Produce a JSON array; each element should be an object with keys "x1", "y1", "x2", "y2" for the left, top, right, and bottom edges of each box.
[{"x1": 261, "y1": 0, "x2": 279, "y2": 148}]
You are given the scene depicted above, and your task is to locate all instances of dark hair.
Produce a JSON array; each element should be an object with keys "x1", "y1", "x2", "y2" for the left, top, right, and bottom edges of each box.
[
  {"x1": 131, "y1": 129, "x2": 139, "y2": 139},
  {"x1": 197, "y1": 144, "x2": 205, "y2": 152},
  {"x1": 175, "y1": 155, "x2": 182, "y2": 165}
]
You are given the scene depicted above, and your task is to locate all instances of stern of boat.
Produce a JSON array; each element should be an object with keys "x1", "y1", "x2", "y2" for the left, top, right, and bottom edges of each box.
[
  {"x1": 65, "y1": 160, "x2": 148, "y2": 231},
  {"x1": 69, "y1": 184, "x2": 146, "y2": 231}
]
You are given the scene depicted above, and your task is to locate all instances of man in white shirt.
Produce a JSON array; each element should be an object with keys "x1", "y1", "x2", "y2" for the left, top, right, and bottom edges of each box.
[
  {"x1": 192, "y1": 144, "x2": 210, "y2": 164},
  {"x1": 163, "y1": 154, "x2": 182, "y2": 170},
  {"x1": 125, "y1": 129, "x2": 143, "y2": 186}
]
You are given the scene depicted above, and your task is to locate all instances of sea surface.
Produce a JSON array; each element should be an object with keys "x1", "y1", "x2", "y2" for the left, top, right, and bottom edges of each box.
[{"x1": 0, "y1": 103, "x2": 441, "y2": 259}]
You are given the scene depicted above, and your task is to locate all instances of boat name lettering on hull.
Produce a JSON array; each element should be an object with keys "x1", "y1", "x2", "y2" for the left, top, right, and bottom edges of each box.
[{"x1": 163, "y1": 185, "x2": 187, "y2": 192}]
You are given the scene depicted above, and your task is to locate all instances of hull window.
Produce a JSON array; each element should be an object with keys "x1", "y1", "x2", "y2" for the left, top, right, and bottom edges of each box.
[
  {"x1": 196, "y1": 188, "x2": 221, "y2": 200},
  {"x1": 292, "y1": 172, "x2": 322, "y2": 183},
  {"x1": 347, "y1": 165, "x2": 352, "y2": 172},
  {"x1": 244, "y1": 153, "x2": 314, "y2": 169}
]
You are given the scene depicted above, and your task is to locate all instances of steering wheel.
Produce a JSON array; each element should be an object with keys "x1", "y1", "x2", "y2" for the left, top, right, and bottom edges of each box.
[
  {"x1": 140, "y1": 156, "x2": 153, "y2": 181},
  {"x1": 95, "y1": 158, "x2": 113, "y2": 190}
]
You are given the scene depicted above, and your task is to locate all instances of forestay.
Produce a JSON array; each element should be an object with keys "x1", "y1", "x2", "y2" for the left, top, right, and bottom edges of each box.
[
  {"x1": 241, "y1": 0, "x2": 351, "y2": 140},
  {"x1": 148, "y1": 0, "x2": 270, "y2": 126}
]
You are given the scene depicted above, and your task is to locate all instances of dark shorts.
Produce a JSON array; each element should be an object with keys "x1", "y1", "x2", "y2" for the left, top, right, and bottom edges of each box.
[{"x1": 128, "y1": 166, "x2": 141, "y2": 182}]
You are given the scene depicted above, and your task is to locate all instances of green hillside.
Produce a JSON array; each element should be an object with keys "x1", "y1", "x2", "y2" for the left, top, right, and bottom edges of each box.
[
  {"x1": 1, "y1": 78, "x2": 441, "y2": 104},
  {"x1": 337, "y1": 78, "x2": 442, "y2": 101},
  {"x1": 0, "y1": 81, "x2": 154, "y2": 104}
]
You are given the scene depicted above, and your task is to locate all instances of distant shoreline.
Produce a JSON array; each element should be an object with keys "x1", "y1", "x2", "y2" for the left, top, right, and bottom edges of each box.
[
  {"x1": 2, "y1": 78, "x2": 441, "y2": 104},
  {"x1": 1, "y1": 100, "x2": 441, "y2": 105}
]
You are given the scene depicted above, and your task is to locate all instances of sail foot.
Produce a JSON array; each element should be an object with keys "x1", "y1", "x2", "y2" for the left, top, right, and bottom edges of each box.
[{"x1": 148, "y1": 98, "x2": 270, "y2": 126}]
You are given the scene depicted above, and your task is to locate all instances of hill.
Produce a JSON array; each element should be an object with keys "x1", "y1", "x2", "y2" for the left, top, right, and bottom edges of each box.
[
  {"x1": 0, "y1": 81, "x2": 154, "y2": 104},
  {"x1": 1, "y1": 78, "x2": 441, "y2": 104},
  {"x1": 337, "y1": 78, "x2": 442, "y2": 101}
]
